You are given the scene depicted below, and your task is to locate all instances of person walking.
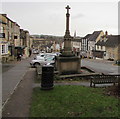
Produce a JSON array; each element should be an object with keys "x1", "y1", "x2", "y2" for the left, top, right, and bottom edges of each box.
[
  {"x1": 29, "y1": 49, "x2": 32, "y2": 57},
  {"x1": 17, "y1": 52, "x2": 22, "y2": 61}
]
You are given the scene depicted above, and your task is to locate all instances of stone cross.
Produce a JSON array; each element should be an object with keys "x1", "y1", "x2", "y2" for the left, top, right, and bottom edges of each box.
[
  {"x1": 65, "y1": 5, "x2": 70, "y2": 36},
  {"x1": 63, "y1": 5, "x2": 73, "y2": 56},
  {"x1": 66, "y1": 5, "x2": 70, "y2": 14}
]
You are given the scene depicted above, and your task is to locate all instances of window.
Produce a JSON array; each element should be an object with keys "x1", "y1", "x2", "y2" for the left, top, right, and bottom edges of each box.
[
  {"x1": 0, "y1": 27, "x2": 4, "y2": 33},
  {"x1": 0, "y1": 33, "x2": 5, "y2": 38},
  {"x1": 89, "y1": 46, "x2": 90, "y2": 50},
  {"x1": 92, "y1": 47, "x2": 94, "y2": 50},
  {"x1": 82, "y1": 39, "x2": 83, "y2": 43},
  {"x1": 104, "y1": 38, "x2": 107, "y2": 42},
  {"x1": 1, "y1": 44, "x2": 8, "y2": 55},
  {"x1": 104, "y1": 52, "x2": 106, "y2": 56},
  {"x1": 112, "y1": 54, "x2": 114, "y2": 59},
  {"x1": 97, "y1": 46, "x2": 99, "y2": 49},
  {"x1": 2, "y1": 45, "x2": 5, "y2": 54},
  {"x1": 14, "y1": 36, "x2": 18, "y2": 39}
]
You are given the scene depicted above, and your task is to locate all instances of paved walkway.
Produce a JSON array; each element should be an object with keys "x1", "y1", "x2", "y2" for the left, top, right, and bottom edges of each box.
[
  {"x1": 2, "y1": 56, "x2": 33, "y2": 106},
  {"x1": 2, "y1": 68, "x2": 35, "y2": 117}
]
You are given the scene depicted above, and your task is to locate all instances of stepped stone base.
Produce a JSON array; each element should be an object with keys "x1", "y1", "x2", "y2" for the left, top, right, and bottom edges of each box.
[{"x1": 55, "y1": 56, "x2": 81, "y2": 75}]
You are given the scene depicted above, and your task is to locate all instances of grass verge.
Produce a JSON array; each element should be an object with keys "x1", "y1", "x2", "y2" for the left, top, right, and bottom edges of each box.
[{"x1": 30, "y1": 85, "x2": 119, "y2": 117}]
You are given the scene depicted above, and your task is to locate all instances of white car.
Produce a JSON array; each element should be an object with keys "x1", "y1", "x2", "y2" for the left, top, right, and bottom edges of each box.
[
  {"x1": 36, "y1": 53, "x2": 46, "y2": 60},
  {"x1": 32, "y1": 49, "x2": 39, "y2": 54},
  {"x1": 30, "y1": 55, "x2": 55, "y2": 67}
]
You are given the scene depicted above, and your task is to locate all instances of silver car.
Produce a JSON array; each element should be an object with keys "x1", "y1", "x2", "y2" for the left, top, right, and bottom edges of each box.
[{"x1": 30, "y1": 55, "x2": 55, "y2": 67}]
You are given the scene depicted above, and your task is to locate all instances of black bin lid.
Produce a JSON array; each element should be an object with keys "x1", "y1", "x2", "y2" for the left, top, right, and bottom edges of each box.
[{"x1": 42, "y1": 65, "x2": 54, "y2": 72}]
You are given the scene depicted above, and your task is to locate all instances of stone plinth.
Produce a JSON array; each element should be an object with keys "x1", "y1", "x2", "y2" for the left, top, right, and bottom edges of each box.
[{"x1": 55, "y1": 56, "x2": 81, "y2": 75}]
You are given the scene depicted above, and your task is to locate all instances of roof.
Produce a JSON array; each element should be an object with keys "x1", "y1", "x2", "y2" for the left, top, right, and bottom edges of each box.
[
  {"x1": 105, "y1": 35, "x2": 120, "y2": 47},
  {"x1": 83, "y1": 34, "x2": 91, "y2": 39},
  {"x1": 88, "y1": 31, "x2": 102, "y2": 41},
  {"x1": 95, "y1": 40, "x2": 106, "y2": 46},
  {"x1": 96, "y1": 35, "x2": 120, "y2": 47}
]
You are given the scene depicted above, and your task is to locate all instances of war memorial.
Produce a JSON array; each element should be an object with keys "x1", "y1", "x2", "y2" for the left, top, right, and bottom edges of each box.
[{"x1": 55, "y1": 5, "x2": 81, "y2": 75}]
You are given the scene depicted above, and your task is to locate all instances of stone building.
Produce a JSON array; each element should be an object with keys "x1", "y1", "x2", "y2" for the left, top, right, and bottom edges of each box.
[
  {"x1": 20, "y1": 30, "x2": 30, "y2": 58},
  {"x1": 13, "y1": 22, "x2": 20, "y2": 47},
  {"x1": 0, "y1": 14, "x2": 32, "y2": 62},
  {"x1": 20, "y1": 29, "x2": 34, "y2": 58},
  {"x1": 0, "y1": 14, "x2": 17, "y2": 62},
  {"x1": 105, "y1": 35, "x2": 119, "y2": 61},
  {"x1": 20, "y1": 29, "x2": 26, "y2": 47},
  {"x1": 95, "y1": 31, "x2": 108, "y2": 58},
  {"x1": 0, "y1": 14, "x2": 9, "y2": 62},
  {"x1": 81, "y1": 34, "x2": 91, "y2": 57},
  {"x1": 104, "y1": 35, "x2": 120, "y2": 61},
  {"x1": 29, "y1": 36, "x2": 34, "y2": 49},
  {"x1": 32, "y1": 37, "x2": 54, "y2": 52},
  {"x1": 71, "y1": 37, "x2": 82, "y2": 56},
  {"x1": 0, "y1": 14, "x2": 22, "y2": 62},
  {"x1": 32, "y1": 38, "x2": 46, "y2": 50},
  {"x1": 51, "y1": 40, "x2": 64, "y2": 53},
  {"x1": 7, "y1": 19, "x2": 15, "y2": 61},
  {"x1": 95, "y1": 32, "x2": 120, "y2": 61},
  {"x1": 87, "y1": 30, "x2": 104, "y2": 58}
]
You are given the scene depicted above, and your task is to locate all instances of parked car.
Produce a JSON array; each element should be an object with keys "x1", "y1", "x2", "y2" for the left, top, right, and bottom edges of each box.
[
  {"x1": 35, "y1": 53, "x2": 46, "y2": 60},
  {"x1": 107, "y1": 58, "x2": 114, "y2": 61},
  {"x1": 55, "y1": 52, "x2": 61, "y2": 56},
  {"x1": 116, "y1": 60, "x2": 120, "y2": 65},
  {"x1": 32, "y1": 49, "x2": 39, "y2": 54},
  {"x1": 30, "y1": 55, "x2": 55, "y2": 67}
]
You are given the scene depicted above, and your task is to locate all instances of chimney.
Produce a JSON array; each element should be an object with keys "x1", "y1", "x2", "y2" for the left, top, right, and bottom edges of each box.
[
  {"x1": 105, "y1": 31, "x2": 108, "y2": 36},
  {"x1": 2, "y1": 14, "x2": 7, "y2": 17}
]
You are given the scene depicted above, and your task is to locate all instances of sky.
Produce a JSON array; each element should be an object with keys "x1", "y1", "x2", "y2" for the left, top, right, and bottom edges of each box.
[{"x1": 1, "y1": 1, "x2": 118, "y2": 37}]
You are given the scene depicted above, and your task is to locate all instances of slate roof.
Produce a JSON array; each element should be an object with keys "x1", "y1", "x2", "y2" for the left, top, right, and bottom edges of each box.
[
  {"x1": 95, "y1": 39, "x2": 106, "y2": 46},
  {"x1": 88, "y1": 31, "x2": 102, "y2": 41},
  {"x1": 83, "y1": 34, "x2": 91, "y2": 39},
  {"x1": 105, "y1": 35, "x2": 120, "y2": 47},
  {"x1": 96, "y1": 35, "x2": 120, "y2": 47}
]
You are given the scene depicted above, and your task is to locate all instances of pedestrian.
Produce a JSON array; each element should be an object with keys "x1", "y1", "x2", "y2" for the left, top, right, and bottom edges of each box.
[
  {"x1": 17, "y1": 52, "x2": 21, "y2": 61},
  {"x1": 29, "y1": 49, "x2": 32, "y2": 57}
]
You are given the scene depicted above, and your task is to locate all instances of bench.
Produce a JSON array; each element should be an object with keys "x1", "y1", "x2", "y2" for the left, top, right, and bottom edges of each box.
[{"x1": 90, "y1": 75, "x2": 119, "y2": 88}]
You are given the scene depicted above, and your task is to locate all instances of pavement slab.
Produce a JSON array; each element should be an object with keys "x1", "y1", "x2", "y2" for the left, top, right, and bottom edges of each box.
[
  {"x1": 2, "y1": 56, "x2": 33, "y2": 106},
  {"x1": 2, "y1": 68, "x2": 35, "y2": 117}
]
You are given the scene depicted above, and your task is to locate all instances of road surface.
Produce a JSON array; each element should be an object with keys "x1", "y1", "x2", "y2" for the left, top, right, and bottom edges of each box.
[{"x1": 81, "y1": 59, "x2": 120, "y2": 75}]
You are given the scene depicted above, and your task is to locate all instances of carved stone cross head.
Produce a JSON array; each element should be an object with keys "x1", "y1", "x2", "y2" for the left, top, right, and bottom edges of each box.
[{"x1": 66, "y1": 5, "x2": 70, "y2": 13}]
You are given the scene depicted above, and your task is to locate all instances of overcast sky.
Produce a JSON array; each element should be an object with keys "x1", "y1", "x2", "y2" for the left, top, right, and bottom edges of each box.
[{"x1": 1, "y1": 1, "x2": 118, "y2": 37}]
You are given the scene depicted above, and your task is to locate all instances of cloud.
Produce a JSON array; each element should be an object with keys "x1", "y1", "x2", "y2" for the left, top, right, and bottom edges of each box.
[{"x1": 72, "y1": 13, "x2": 85, "y2": 19}]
